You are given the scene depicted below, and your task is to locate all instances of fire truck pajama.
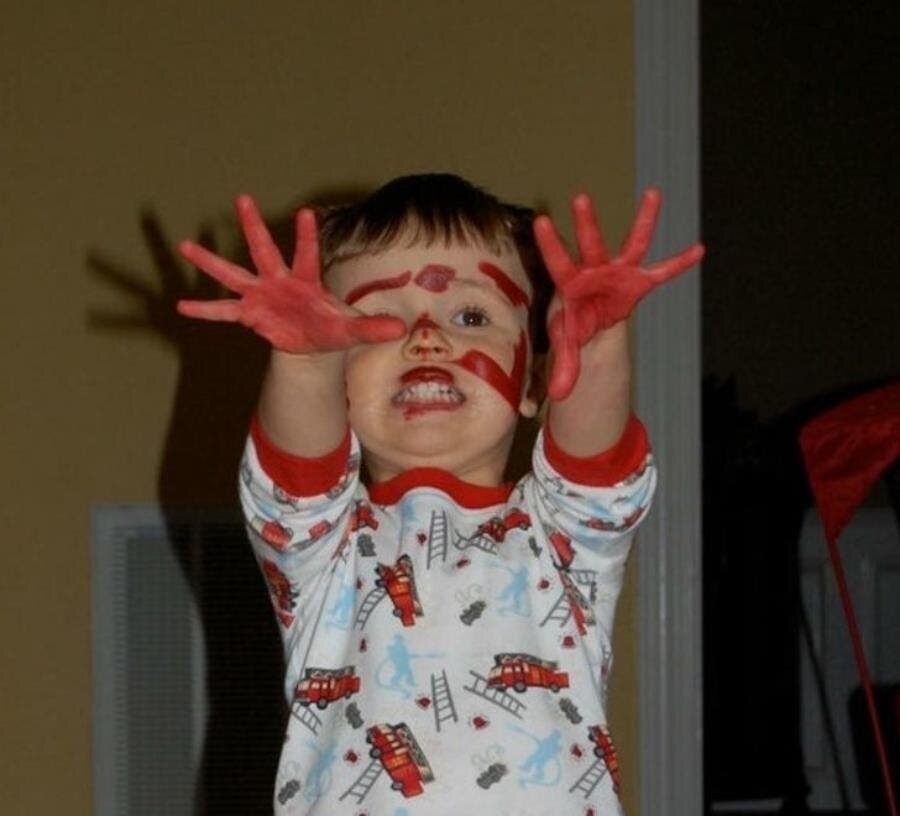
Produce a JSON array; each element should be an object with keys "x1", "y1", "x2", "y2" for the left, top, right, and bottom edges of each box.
[{"x1": 241, "y1": 414, "x2": 656, "y2": 815}]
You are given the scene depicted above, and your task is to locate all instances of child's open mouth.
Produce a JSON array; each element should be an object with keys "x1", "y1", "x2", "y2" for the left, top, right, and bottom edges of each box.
[{"x1": 392, "y1": 366, "x2": 466, "y2": 409}]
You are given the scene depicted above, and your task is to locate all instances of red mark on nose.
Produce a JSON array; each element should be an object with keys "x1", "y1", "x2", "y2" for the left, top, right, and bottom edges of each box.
[
  {"x1": 410, "y1": 312, "x2": 439, "y2": 335},
  {"x1": 478, "y1": 262, "x2": 531, "y2": 308},
  {"x1": 413, "y1": 264, "x2": 455, "y2": 293},
  {"x1": 455, "y1": 331, "x2": 527, "y2": 411},
  {"x1": 345, "y1": 270, "x2": 411, "y2": 305}
]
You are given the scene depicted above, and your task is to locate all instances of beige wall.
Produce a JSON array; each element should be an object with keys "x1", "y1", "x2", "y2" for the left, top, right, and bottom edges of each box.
[{"x1": 1, "y1": 2, "x2": 637, "y2": 811}]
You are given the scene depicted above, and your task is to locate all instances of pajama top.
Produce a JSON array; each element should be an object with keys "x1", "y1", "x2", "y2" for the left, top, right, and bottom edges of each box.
[{"x1": 241, "y1": 415, "x2": 656, "y2": 815}]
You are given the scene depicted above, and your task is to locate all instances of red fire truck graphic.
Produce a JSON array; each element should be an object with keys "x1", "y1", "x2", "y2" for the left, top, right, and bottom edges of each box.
[
  {"x1": 375, "y1": 555, "x2": 422, "y2": 626},
  {"x1": 561, "y1": 573, "x2": 595, "y2": 636},
  {"x1": 548, "y1": 529, "x2": 575, "y2": 569},
  {"x1": 366, "y1": 722, "x2": 435, "y2": 798},
  {"x1": 487, "y1": 653, "x2": 570, "y2": 693},
  {"x1": 294, "y1": 666, "x2": 360, "y2": 710},
  {"x1": 476, "y1": 508, "x2": 532, "y2": 543},
  {"x1": 252, "y1": 516, "x2": 293, "y2": 551},
  {"x1": 350, "y1": 501, "x2": 379, "y2": 533},
  {"x1": 261, "y1": 559, "x2": 297, "y2": 626},
  {"x1": 588, "y1": 724, "x2": 621, "y2": 794}
]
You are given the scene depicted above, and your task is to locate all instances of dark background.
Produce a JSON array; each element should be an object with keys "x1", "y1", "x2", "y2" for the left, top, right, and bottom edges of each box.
[{"x1": 701, "y1": 1, "x2": 899, "y2": 812}]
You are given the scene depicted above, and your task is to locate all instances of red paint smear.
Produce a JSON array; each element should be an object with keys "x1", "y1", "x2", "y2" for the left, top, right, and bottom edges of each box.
[
  {"x1": 401, "y1": 365, "x2": 455, "y2": 385},
  {"x1": 477, "y1": 262, "x2": 531, "y2": 308},
  {"x1": 345, "y1": 270, "x2": 411, "y2": 305},
  {"x1": 413, "y1": 264, "x2": 455, "y2": 293},
  {"x1": 409, "y1": 313, "x2": 440, "y2": 334},
  {"x1": 455, "y1": 331, "x2": 527, "y2": 411}
]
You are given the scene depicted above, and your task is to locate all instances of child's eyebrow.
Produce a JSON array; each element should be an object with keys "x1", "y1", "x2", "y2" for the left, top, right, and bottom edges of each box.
[{"x1": 345, "y1": 271, "x2": 412, "y2": 305}]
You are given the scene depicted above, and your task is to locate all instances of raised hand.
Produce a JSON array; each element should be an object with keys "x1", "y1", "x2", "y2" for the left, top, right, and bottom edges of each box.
[
  {"x1": 534, "y1": 189, "x2": 704, "y2": 401},
  {"x1": 177, "y1": 196, "x2": 406, "y2": 354}
]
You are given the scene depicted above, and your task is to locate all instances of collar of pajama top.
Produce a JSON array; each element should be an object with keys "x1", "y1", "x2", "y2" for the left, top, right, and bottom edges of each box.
[{"x1": 367, "y1": 468, "x2": 513, "y2": 509}]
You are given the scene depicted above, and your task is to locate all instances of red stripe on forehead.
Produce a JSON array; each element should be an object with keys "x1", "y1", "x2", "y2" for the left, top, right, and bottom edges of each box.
[
  {"x1": 477, "y1": 262, "x2": 531, "y2": 308},
  {"x1": 345, "y1": 270, "x2": 412, "y2": 305}
]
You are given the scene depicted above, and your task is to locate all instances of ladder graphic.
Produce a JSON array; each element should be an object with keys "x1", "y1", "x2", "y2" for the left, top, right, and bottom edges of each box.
[
  {"x1": 540, "y1": 588, "x2": 571, "y2": 628},
  {"x1": 568, "y1": 758, "x2": 607, "y2": 798},
  {"x1": 462, "y1": 671, "x2": 525, "y2": 719},
  {"x1": 453, "y1": 530, "x2": 499, "y2": 556},
  {"x1": 338, "y1": 757, "x2": 383, "y2": 804},
  {"x1": 355, "y1": 585, "x2": 387, "y2": 629},
  {"x1": 426, "y1": 511, "x2": 449, "y2": 568},
  {"x1": 290, "y1": 702, "x2": 322, "y2": 736},
  {"x1": 430, "y1": 669, "x2": 458, "y2": 732},
  {"x1": 569, "y1": 567, "x2": 599, "y2": 589}
]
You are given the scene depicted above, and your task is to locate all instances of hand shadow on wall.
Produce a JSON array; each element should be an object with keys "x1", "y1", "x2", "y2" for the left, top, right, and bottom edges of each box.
[{"x1": 88, "y1": 208, "x2": 284, "y2": 815}]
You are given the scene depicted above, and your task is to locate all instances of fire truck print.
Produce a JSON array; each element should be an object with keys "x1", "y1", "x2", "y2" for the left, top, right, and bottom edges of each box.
[
  {"x1": 349, "y1": 501, "x2": 379, "y2": 533},
  {"x1": 294, "y1": 666, "x2": 361, "y2": 710},
  {"x1": 340, "y1": 722, "x2": 434, "y2": 803},
  {"x1": 547, "y1": 528, "x2": 575, "y2": 570},
  {"x1": 260, "y1": 559, "x2": 297, "y2": 626},
  {"x1": 367, "y1": 723, "x2": 434, "y2": 797},
  {"x1": 487, "y1": 653, "x2": 570, "y2": 694},
  {"x1": 455, "y1": 508, "x2": 531, "y2": 553},
  {"x1": 251, "y1": 515, "x2": 293, "y2": 551},
  {"x1": 588, "y1": 725, "x2": 621, "y2": 794},
  {"x1": 375, "y1": 555, "x2": 422, "y2": 627}
]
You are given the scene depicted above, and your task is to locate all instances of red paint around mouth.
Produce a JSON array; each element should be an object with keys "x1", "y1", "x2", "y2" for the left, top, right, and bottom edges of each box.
[
  {"x1": 413, "y1": 264, "x2": 455, "y2": 292},
  {"x1": 400, "y1": 366, "x2": 455, "y2": 385}
]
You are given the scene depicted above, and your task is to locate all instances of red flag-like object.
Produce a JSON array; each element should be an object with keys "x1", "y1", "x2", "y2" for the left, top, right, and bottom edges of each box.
[
  {"x1": 800, "y1": 380, "x2": 900, "y2": 815},
  {"x1": 800, "y1": 381, "x2": 900, "y2": 543}
]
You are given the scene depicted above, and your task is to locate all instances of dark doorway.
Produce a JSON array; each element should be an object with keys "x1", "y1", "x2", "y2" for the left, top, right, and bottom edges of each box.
[{"x1": 700, "y1": 2, "x2": 899, "y2": 813}]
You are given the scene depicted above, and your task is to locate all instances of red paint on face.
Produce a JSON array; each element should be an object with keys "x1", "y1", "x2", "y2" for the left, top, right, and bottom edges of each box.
[
  {"x1": 413, "y1": 264, "x2": 455, "y2": 292},
  {"x1": 454, "y1": 330, "x2": 527, "y2": 411},
  {"x1": 409, "y1": 313, "x2": 440, "y2": 335},
  {"x1": 345, "y1": 270, "x2": 411, "y2": 305},
  {"x1": 477, "y1": 262, "x2": 531, "y2": 309}
]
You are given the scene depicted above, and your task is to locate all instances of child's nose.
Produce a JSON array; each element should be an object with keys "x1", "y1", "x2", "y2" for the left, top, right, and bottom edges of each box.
[{"x1": 402, "y1": 313, "x2": 451, "y2": 360}]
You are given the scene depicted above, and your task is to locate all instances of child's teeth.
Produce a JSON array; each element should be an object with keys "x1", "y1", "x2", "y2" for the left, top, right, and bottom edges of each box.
[{"x1": 396, "y1": 381, "x2": 462, "y2": 403}]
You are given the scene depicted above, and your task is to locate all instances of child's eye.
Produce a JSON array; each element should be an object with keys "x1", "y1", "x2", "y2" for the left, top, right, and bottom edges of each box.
[{"x1": 451, "y1": 306, "x2": 491, "y2": 328}]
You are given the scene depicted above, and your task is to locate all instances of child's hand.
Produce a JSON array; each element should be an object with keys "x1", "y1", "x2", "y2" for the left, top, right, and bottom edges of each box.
[
  {"x1": 535, "y1": 188, "x2": 704, "y2": 401},
  {"x1": 177, "y1": 196, "x2": 407, "y2": 354}
]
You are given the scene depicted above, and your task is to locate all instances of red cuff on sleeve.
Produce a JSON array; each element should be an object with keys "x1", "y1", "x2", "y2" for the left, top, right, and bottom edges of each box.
[
  {"x1": 543, "y1": 414, "x2": 650, "y2": 487},
  {"x1": 250, "y1": 415, "x2": 352, "y2": 497}
]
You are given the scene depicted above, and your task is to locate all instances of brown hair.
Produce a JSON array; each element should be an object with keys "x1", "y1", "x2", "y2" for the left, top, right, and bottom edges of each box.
[{"x1": 317, "y1": 173, "x2": 552, "y2": 353}]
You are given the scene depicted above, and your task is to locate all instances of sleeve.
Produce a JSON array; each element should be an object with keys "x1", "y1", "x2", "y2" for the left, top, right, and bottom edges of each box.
[
  {"x1": 528, "y1": 415, "x2": 657, "y2": 633},
  {"x1": 239, "y1": 415, "x2": 361, "y2": 640}
]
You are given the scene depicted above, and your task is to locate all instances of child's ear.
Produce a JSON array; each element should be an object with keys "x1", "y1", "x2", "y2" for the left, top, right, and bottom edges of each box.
[{"x1": 519, "y1": 353, "x2": 548, "y2": 419}]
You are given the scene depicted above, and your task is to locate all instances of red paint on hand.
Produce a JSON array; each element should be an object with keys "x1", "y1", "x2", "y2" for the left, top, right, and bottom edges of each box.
[
  {"x1": 535, "y1": 189, "x2": 705, "y2": 401},
  {"x1": 177, "y1": 196, "x2": 406, "y2": 353}
]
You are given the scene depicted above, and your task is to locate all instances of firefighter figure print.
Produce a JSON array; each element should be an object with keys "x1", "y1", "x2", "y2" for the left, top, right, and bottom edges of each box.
[{"x1": 240, "y1": 425, "x2": 657, "y2": 813}]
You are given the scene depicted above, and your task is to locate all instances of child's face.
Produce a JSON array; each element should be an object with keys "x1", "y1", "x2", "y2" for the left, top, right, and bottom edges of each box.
[{"x1": 327, "y1": 234, "x2": 538, "y2": 483}]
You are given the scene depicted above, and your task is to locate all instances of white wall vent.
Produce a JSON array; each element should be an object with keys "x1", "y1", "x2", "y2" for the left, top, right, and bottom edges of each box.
[{"x1": 91, "y1": 504, "x2": 283, "y2": 815}]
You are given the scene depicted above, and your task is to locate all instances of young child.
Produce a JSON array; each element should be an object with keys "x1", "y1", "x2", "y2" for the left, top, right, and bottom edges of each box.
[{"x1": 178, "y1": 174, "x2": 702, "y2": 815}]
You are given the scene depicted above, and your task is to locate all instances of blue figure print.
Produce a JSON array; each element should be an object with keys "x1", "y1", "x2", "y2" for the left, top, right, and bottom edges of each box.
[
  {"x1": 491, "y1": 563, "x2": 530, "y2": 617},
  {"x1": 393, "y1": 809, "x2": 411, "y2": 816},
  {"x1": 375, "y1": 634, "x2": 443, "y2": 699},
  {"x1": 303, "y1": 739, "x2": 337, "y2": 803},
  {"x1": 325, "y1": 568, "x2": 356, "y2": 630},
  {"x1": 508, "y1": 725, "x2": 563, "y2": 789}
]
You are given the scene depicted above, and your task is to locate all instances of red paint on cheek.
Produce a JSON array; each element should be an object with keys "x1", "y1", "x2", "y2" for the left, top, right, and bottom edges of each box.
[
  {"x1": 345, "y1": 270, "x2": 411, "y2": 305},
  {"x1": 455, "y1": 331, "x2": 527, "y2": 411},
  {"x1": 413, "y1": 264, "x2": 455, "y2": 293},
  {"x1": 477, "y1": 262, "x2": 531, "y2": 308}
]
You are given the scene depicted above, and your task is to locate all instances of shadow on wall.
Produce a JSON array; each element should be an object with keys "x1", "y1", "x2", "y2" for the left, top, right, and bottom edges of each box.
[{"x1": 88, "y1": 208, "x2": 281, "y2": 815}]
